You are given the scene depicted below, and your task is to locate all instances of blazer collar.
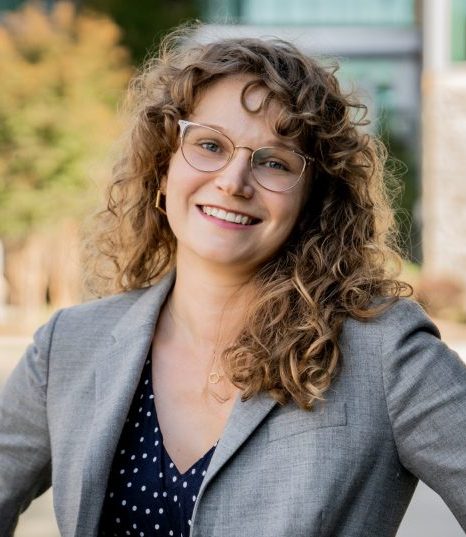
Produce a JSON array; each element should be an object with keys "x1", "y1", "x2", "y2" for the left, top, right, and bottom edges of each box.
[
  {"x1": 73, "y1": 271, "x2": 277, "y2": 536},
  {"x1": 110, "y1": 271, "x2": 175, "y2": 343}
]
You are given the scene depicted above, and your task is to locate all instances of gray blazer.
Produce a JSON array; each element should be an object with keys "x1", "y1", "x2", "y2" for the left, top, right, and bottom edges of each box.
[{"x1": 1, "y1": 273, "x2": 466, "y2": 537}]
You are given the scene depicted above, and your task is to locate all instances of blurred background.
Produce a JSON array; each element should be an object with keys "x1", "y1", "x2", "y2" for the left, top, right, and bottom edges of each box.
[{"x1": 0, "y1": 0, "x2": 465, "y2": 535}]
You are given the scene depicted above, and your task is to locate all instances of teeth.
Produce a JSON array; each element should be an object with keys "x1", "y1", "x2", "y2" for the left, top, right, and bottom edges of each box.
[{"x1": 201, "y1": 206, "x2": 253, "y2": 225}]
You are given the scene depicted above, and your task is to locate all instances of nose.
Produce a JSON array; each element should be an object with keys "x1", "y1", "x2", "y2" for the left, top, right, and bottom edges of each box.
[{"x1": 214, "y1": 148, "x2": 254, "y2": 199}]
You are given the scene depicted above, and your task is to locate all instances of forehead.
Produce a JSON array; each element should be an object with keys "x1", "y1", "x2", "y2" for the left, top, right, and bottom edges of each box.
[{"x1": 190, "y1": 75, "x2": 289, "y2": 143}]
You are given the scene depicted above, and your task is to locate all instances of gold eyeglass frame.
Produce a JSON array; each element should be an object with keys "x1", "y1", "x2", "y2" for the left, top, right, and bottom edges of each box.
[{"x1": 177, "y1": 119, "x2": 313, "y2": 193}]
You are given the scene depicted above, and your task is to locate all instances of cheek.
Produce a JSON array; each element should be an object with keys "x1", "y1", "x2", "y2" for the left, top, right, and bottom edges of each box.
[
  {"x1": 165, "y1": 161, "x2": 191, "y2": 208},
  {"x1": 164, "y1": 160, "x2": 186, "y2": 233},
  {"x1": 266, "y1": 202, "x2": 302, "y2": 253},
  {"x1": 165, "y1": 151, "x2": 182, "y2": 187},
  {"x1": 269, "y1": 196, "x2": 305, "y2": 249},
  {"x1": 166, "y1": 150, "x2": 207, "y2": 197},
  {"x1": 290, "y1": 185, "x2": 308, "y2": 227},
  {"x1": 278, "y1": 195, "x2": 305, "y2": 229}
]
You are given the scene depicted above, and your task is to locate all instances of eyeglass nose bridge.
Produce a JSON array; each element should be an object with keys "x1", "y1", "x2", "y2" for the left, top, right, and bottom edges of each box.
[{"x1": 224, "y1": 145, "x2": 256, "y2": 172}]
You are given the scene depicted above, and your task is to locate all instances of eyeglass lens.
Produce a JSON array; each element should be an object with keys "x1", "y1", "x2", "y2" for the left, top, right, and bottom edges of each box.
[{"x1": 180, "y1": 124, "x2": 306, "y2": 192}]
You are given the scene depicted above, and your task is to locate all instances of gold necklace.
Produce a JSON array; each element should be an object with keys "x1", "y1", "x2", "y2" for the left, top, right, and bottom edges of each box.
[{"x1": 166, "y1": 298, "x2": 232, "y2": 402}]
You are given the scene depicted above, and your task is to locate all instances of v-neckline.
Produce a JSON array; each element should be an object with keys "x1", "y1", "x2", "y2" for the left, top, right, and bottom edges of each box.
[
  {"x1": 152, "y1": 400, "x2": 218, "y2": 479},
  {"x1": 148, "y1": 356, "x2": 218, "y2": 478}
]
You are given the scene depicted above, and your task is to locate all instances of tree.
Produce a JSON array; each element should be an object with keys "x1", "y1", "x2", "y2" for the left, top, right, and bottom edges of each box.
[
  {"x1": 0, "y1": 1, "x2": 132, "y2": 239},
  {"x1": 81, "y1": 0, "x2": 200, "y2": 65}
]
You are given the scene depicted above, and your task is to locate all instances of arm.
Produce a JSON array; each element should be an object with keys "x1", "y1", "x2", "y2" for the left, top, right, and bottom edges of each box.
[
  {"x1": 381, "y1": 300, "x2": 466, "y2": 529},
  {"x1": 0, "y1": 311, "x2": 62, "y2": 536}
]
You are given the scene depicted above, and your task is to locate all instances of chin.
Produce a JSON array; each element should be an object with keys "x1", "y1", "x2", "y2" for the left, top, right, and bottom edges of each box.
[
  {"x1": 204, "y1": 253, "x2": 255, "y2": 269},
  {"x1": 191, "y1": 248, "x2": 257, "y2": 273}
]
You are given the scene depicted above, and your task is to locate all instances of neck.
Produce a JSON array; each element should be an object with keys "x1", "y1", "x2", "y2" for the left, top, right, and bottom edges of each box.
[{"x1": 169, "y1": 250, "x2": 254, "y2": 348}]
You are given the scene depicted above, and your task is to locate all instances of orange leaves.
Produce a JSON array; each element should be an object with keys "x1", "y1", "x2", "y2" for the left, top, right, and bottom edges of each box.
[{"x1": 0, "y1": 1, "x2": 132, "y2": 238}]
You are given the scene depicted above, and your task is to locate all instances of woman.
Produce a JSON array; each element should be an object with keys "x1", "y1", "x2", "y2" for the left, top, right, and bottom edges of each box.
[{"x1": 1, "y1": 28, "x2": 466, "y2": 537}]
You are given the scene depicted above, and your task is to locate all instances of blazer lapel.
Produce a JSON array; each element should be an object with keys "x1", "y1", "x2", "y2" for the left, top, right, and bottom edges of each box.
[
  {"x1": 194, "y1": 391, "x2": 277, "y2": 508},
  {"x1": 74, "y1": 273, "x2": 174, "y2": 537}
]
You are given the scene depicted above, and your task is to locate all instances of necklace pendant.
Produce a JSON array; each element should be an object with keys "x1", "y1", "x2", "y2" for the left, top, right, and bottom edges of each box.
[{"x1": 208, "y1": 372, "x2": 221, "y2": 384}]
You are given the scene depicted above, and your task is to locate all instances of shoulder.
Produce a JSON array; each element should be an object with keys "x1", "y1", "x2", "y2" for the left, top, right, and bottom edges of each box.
[
  {"x1": 40, "y1": 288, "x2": 147, "y2": 353},
  {"x1": 54, "y1": 287, "x2": 148, "y2": 333},
  {"x1": 39, "y1": 272, "x2": 175, "y2": 352},
  {"x1": 340, "y1": 297, "x2": 441, "y2": 355},
  {"x1": 25, "y1": 288, "x2": 149, "y2": 370},
  {"x1": 337, "y1": 297, "x2": 466, "y2": 398},
  {"x1": 340, "y1": 297, "x2": 466, "y2": 405}
]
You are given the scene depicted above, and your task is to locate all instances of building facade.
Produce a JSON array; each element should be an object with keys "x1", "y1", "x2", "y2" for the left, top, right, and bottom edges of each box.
[{"x1": 422, "y1": 0, "x2": 466, "y2": 300}]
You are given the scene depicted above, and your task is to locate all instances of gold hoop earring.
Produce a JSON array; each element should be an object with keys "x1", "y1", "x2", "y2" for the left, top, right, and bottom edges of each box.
[{"x1": 155, "y1": 189, "x2": 167, "y2": 215}]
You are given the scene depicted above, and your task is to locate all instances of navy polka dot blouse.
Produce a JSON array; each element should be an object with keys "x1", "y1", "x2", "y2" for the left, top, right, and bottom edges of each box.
[{"x1": 98, "y1": 354, "x2": 217, "y2": 537}]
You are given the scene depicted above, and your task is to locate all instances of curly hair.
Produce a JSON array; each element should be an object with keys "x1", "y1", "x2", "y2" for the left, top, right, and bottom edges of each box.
[{"x1": 86, "y1": 26, "x2": 412, "y2": 410}]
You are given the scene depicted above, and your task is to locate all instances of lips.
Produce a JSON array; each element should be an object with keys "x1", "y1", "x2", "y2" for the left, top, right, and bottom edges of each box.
[{"x1": 200, "y1": 205, "x2": 259, "y2": 225}]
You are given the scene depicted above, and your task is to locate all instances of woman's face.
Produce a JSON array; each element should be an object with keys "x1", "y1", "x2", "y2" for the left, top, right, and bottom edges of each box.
[{"x1": 164, "y1": 75, "x2": 309, "y2": 277}]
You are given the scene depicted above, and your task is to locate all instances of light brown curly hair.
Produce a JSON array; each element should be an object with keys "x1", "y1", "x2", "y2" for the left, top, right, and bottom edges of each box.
[{"x1": 86, "y1": 26, "x2": 412, "y2": 410}]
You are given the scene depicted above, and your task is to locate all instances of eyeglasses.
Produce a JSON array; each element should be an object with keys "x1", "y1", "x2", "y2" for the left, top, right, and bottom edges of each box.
[{"x1": 177, "y1": 120, "x2": 313, "y2": 193}]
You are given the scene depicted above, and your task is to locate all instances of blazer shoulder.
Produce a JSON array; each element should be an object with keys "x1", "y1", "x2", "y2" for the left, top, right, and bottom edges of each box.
[
  {"x1": 34, "y1": 273, "x2": 175, "y2": 359},
  {"x1": 53, "y1": 287, "x2": 146, "y2": 333},
  {"x1": 374, "y1": 296, "x2": 437, "y2": 328},
  {"x1": 342, "y1": 297, "x2": 440, "y2": 347},
  {"x1": 61, "y1": 286, "x2": 147, "y2": 318}
]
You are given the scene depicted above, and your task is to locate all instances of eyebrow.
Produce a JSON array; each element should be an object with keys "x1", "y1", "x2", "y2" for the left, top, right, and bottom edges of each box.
[{"x1": 191, "y1": 119, "x2": 301, "y2": 152}]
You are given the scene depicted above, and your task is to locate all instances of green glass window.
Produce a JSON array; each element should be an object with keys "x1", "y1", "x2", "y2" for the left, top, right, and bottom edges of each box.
[
  {"x1": 452, "y1": 0, "x2": 466, "y2": 61},
  {"x1": 0, "y1": 0, "x2": 24, "y2": 10},
  {"x1": 203, "y1": 0, "x2": 416, "y2": 26}
]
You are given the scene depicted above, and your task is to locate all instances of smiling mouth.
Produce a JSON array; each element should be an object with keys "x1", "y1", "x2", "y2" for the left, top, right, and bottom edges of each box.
[{"x1": 199, "y1": 205, "x2": 260, "y2": 225}]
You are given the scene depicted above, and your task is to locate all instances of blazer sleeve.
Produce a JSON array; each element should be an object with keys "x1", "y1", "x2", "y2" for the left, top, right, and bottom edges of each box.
[
  {"x1": 0, "y1": 310, "x2": 61, "y2": 536},
  {"x1": 381, "y1": 300, "x2": 466, "y2": 530}
]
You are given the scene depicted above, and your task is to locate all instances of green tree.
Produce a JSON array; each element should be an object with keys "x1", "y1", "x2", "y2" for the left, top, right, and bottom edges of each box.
[
  {"x1": 81, "y1": 0, "x2": 200, "y2": 65},
  {"x1": 0, "y1": 1, "x2": 132, "y2": 239}
]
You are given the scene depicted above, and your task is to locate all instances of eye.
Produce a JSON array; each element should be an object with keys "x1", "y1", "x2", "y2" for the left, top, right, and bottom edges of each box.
[
  {"x1": 199, "y1": 140, "x2": 222, "y2": 153},
  {"x1": 255, "y1": 154, "x2": 291, "y2": 173},
  {"x1": 192, "y1": 133, "x2": 229, "y2": 155},
  {"x1": 262, "y1": 159, "x2": 288, "y2": 171}
]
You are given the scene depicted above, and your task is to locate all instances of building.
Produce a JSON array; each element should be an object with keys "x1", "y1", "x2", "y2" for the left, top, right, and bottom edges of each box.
[{"x1": 422, "y1": 0, "x2": 466, "y2": 299}]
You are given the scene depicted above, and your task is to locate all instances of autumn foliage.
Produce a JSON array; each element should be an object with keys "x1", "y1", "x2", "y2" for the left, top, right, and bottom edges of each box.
[{"x1": 0, "y1": 1, "x2": 132, "y2": 238}]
